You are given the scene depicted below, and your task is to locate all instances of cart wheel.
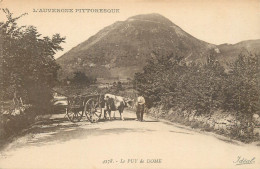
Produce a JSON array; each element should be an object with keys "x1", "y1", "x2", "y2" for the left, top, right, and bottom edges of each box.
[
  {"x1": 84, "y1": 98, "x2": 102, "y2": 123},
  {"x1": 66, "y1": 107, "x2": 84, "y2": 123}
]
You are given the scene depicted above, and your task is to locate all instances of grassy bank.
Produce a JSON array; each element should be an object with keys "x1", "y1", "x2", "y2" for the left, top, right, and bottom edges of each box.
[{"x1": 148, "y1": 106, "x2": 260, "y2": 143}]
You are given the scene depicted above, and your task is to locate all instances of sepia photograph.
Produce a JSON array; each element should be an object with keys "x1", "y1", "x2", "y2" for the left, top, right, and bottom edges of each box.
[{"x1": 0, "y1": 0, "x2": 259, "y2": 168}]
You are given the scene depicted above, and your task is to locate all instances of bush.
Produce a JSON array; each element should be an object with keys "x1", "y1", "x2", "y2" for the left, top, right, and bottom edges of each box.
[
  {"x1": 0, "y1": 9, "x2": 65, "y2": 144},
  {"x1": 68, "y1": 71, "x2": 97, "y2": 86},
  {"x1": 0, "y1": 9, "x2": 65, "y2": 115},
  {"x1": 0, "y1": 107, "x2": 36, "y2": 141},
  {"x1": 134, "y1": 52, "x2": 259, "y2": 141}
]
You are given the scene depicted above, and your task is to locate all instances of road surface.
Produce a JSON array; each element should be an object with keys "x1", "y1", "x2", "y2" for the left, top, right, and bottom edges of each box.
[{"x1": 0, "y1": 109, "x2": 259, "y2": 169}]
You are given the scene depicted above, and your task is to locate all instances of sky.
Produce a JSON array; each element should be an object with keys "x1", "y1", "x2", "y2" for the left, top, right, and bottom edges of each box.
[{"x1": 1, "y1": 0, "x2": 260, "y2": 58}]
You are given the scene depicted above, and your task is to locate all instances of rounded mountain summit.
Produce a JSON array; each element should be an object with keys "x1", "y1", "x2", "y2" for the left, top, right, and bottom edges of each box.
[{"x1": 57, "y1": 13, "x2": 260, "y2": 79}]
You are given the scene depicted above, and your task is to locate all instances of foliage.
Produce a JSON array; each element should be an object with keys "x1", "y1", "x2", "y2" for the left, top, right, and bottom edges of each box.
[
  {"x1": 223, "y1": 53, "x2": 259, "y2": 129},
  {"x1": 116, "y1": 81, "x2": 123, "y2": 92},
  {"x1": 134, "y1": 51, "x2": 259, "y2": 125},
  {"x1": 0, "y1": 107, "x2": 36, "y2": 141},
  {"x1": 0, "y1": 9, "x2": 65, "y2": 114},
  {"x1": 69, "y1": 71, "x2": 97, "y2": 86}
]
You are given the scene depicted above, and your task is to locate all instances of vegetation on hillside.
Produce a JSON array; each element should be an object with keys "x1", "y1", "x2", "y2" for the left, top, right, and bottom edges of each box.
[
  {"x1": 134, "y1": 51, "x2": 259, "y2": 141},
  {"x1": 57, "y1": 13, "x2": 214, "y2": 79},
  {"x1": 68, "y1": 71, "x2": 97, "y2": 85}
]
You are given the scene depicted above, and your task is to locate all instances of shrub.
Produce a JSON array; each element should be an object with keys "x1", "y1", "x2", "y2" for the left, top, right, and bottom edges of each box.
[
  {"x1": 134, "y1": 52, "x2": 259, "y2": 141},
  {"x1": 0, "y1": 9, "x2": 65, "y2": 115}
]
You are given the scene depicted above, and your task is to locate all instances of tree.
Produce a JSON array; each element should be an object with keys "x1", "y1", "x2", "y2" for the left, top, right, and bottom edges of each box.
[
  {"x1": 71, "y1": 71, "x2": 89, "y2": 85},
  {"x1": 225, "y1": 54, "x2": 259, "y2": 120},
  {"x1": 116, "y1": 81, "x2": 123, "y2": 91},
  {"x1": 134, "y1": 51, "x2": 259, "y2": 116},
  {"x1": 0, "y1": 9, "x2": 65, "y2": 114}
]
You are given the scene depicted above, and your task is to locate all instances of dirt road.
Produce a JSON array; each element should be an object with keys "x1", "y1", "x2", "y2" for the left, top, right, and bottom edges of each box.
[{"x1": 0, "y1": 109, "x2": 259, "y2": 169}]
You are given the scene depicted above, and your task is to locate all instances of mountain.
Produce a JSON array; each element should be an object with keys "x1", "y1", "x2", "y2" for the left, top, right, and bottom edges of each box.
[
  {"x1": 216, "y1": 39, "x2": 260, "y2": 64},
  {"x1": 57, "y1": 13, "x2": 216, "y2": 79},
  {"x1": 57, "y1": 13, "x2": 260, "y2": 79}
]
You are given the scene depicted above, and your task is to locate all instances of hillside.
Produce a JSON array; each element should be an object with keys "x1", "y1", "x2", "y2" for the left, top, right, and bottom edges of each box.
[
  {"x1": 216, "y1": 39, "x2": 260, "y2": 64},
  {"x1": 57, "y1": 13, "x2": 216, "y2": 79},
  {"x1": 57, "y1": 13, "x2": 260, "y2": 79}
]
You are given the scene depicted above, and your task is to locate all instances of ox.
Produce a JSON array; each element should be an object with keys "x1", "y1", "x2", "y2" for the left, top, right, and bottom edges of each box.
[{"x1": 103, "y1": 94, "x2": 134, "y2": 121}]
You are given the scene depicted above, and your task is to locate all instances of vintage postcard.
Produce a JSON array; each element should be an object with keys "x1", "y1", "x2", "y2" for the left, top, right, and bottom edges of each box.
[{"x1": 0, "y1": 0, "x2": 259, "y2": 169}]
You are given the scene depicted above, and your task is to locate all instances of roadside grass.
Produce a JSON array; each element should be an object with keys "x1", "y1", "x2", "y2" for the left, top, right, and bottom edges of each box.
[{"x1": 147, "y1": 108, "x2": 260, "y2": 144}]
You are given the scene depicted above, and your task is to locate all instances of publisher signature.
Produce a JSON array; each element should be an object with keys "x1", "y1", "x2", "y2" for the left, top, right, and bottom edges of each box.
[{"x1": 233, "y1": 156, "x2": 255, "y2": 165}]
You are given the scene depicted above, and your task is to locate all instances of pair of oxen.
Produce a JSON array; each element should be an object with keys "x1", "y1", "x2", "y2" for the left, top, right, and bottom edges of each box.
[{"x1": 101, "y1": 94, "x2": 134, "y2": 121}]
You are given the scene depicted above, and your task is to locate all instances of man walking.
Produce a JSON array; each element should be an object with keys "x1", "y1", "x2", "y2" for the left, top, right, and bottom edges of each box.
[
  {"x1": 104, "y1": 95, "x2": 115, "y2": 120},
  {"x1": 136, "y1": 94, "x2": 145, "y2": 121}
]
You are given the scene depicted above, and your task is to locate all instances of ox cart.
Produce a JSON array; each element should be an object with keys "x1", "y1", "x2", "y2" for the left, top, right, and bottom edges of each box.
[{"x1": 65, "y1": 94, "x2": 104, "y2": 123}]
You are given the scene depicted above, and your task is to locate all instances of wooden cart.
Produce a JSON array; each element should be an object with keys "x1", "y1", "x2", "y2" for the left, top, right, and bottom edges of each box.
[{"x1": 65, "y1": 94, "x2": 104, "y2": 123}]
